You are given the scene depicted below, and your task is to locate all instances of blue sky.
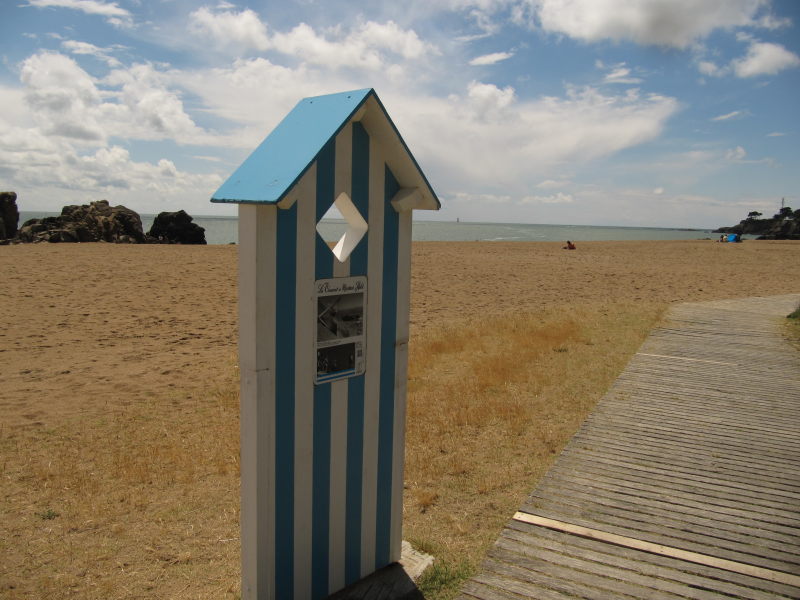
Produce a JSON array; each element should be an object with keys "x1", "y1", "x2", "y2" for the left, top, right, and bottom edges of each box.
[{"x1": 1, "y1": 0, "x2": 798, "y2": 228}]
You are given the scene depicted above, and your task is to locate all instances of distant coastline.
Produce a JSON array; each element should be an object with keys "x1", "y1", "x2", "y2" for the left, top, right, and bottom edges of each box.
[{"x1": 18, "y1": 211, "x2": 720, "y2": 245}]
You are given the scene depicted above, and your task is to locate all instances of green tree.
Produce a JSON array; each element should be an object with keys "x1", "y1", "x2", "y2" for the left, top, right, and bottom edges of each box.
[
  {"x1": 746, "y1": 211, "x2": 763, "y2": 220},
  {"x1": 774, "y1": 206, "x2": 793, "y2": 220}
]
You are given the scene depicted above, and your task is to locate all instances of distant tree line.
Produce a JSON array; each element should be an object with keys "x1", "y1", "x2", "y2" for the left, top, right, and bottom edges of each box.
[
  {"x1": 717, "y1": 202, "x2": 800, "y2": 240},
  {"x1": 746, "y1": 206, "x2": 800, "y2": 221}
]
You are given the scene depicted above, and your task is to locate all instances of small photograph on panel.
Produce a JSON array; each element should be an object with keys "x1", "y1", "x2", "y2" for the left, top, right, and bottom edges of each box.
[
  {"x1": 317, "y1": 292, "x2": 364, "y2": 342},
  {"x1": 317, "y1": 342, "x2": 356, "y2": 379}
]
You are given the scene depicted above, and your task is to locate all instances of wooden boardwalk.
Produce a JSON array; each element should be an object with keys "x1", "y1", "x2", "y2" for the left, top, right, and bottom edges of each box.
[{"x1": 458, "y1": 294, "x2": 800, "y2": 600}]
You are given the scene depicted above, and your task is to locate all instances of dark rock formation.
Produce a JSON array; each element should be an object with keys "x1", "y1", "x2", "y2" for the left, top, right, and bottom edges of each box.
[
  {"x1": 147, "y1": 210, "x2": 206, "y2": 244},
  {"x1": 0, "y1": 191, "x2": 19, "y2": 240},
  {"x1": 755, "y1": 218, "x2": 799, "y2": 240},
  {"x1": 715, "y1": 211, "x2": 800, "y2": 240},
  {"x1": 17, "y1": 200, "x2": 147, "y2": 243}
]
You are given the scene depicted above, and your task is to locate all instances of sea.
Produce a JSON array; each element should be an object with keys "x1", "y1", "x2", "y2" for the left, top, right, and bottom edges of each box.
[{"x1": 18, "y1": 212, "x2": 723, "y2": 245}]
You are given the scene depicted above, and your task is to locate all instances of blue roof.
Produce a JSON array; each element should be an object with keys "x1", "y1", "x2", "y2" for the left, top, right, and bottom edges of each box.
[{"x1": 211, "y1": 88, "x2": 439, "y2": 209}]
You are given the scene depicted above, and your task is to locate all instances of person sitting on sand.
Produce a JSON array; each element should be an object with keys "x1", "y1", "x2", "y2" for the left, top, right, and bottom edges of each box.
[{"x1": 563, "y1": 240, "x2": 576, "y2": 250}]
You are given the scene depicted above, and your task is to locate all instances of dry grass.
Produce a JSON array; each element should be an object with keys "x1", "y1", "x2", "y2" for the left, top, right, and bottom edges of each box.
[
  {"x1": 1, "y1": 302, "x2": 663, "y2": 600},
  {"x1": 0, "y1": 362, "x2": 241, "y2": 599},
  {"x1": 3, "y1": 240, "x2": 798, "y2": 598},
  {"x1": 404, "y1": 301, "x2": 665, "y2": 599}
]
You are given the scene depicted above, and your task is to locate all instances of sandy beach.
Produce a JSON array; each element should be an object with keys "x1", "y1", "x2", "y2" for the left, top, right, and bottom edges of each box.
[
  {"x1": 1, "y1": 239, "x2": 799, "y2": 598},
  {"x1": 3, "y1": 239, "x2": 798, "y2": 427}
]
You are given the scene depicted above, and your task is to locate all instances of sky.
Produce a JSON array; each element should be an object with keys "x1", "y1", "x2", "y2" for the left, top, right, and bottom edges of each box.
[{"x1": 0, "y1": 0, "x2": 798, "y2": 228}]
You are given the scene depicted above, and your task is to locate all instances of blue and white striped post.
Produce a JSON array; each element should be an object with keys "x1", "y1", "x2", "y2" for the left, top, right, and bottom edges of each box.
[{"x1": 211, "y1": 89, "x2": 439, "y2": 599}]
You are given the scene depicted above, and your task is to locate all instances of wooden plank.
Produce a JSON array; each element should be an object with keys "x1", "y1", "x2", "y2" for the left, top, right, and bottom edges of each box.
[
  {"x1": 494, "y1": 537, "x2": 732, "y2": 600},
  {"x1": 527, "y1": 485, "x2": 800, "y2": 548},
  {"x1": 567, "y1": 435, "x2": 800, "y2": 482},
  {"x1": 470, "y1": 572, "x2": 577, "y2": 600},
  {"x1": 482, "y1": 554, "x2": 683, "y2": 599},
  {"x1": 550, "y1": 452, "x2": 800, "y2": 506},
  {"x1": 532, "y1": 469, "x2": 800, "y2": 524},
  {"x1": 526, "y1": 471, "x2": 800, "y2": 540},
  {"x1": 512, "y1": 512, "x2": 800, "y2": 588},
  {"x1": 524, "y1": 493, "x2": 800, "y2": 568},
  {"x1": 505, "y1": 520, "x2": 800, "y2": 598},
  {"x1": 574, "y1": 420, "x2": 800, "y2": 461},
  {"x1": 501, "y1": 526, "x2": 792, "y2": 600},
  {"x1": 560, "y1": 446, "x2": 800, "y2": 495}
]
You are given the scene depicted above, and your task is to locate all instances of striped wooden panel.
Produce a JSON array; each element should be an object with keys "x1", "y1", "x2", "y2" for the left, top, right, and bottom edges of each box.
[{"x1": 240, "y1": 117, "x2": 412, "y2": 599}]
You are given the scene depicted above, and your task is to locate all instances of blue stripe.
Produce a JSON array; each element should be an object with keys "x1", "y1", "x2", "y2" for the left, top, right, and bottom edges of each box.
[
  {"x1": 345, "y1": 377, "x2": 364, "y2": 584},
  {"x1": 349, "y1": 121, "x2": 369, "y2": 276},
  {"x1": 274, "y1": 202, "x2": 298, "y2": 599},
  {"x1": 312, "y1": 142, "x2": 335, "y2": 599},
  {"x1": 375, "y1": 166, "x2": 400, "y2": 568},
  {"x1": 344, "y1": 121, "x2": 370, "y2": 585},
  {"x1": 318, "y1": 369, "x2": 356, "y2": 383},
  {"x1": 312, "y1": 388, "x2": 331, "y2": 598}
]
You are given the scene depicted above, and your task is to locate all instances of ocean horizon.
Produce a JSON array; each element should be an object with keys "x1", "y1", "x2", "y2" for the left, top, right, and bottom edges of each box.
[{"x1": 18, "y1": 211, "x2": 725, "y2": 245}]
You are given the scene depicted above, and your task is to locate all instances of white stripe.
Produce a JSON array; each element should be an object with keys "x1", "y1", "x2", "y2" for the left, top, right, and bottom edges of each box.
[
  {"x1": 335, "y1": 122, "x2": 353, "y2": 200},
  {"x1": 361, "y1": 139, "x2": 385, "y2": 576},
  {"x1": 390, "y1": 208, "x2": 412, "y2": 562},
  {"x1": 238, "y1": 204, "x2": 277, "y2": 599},
  {"x1": 328, "y1": 377, "x2": 348, "y2": 593},
  {"x1": 328, "y1": 125, "x2": 353, "y2": 593},
  {"x1": 294, "y1": 165, "x2": 317, "y2": 600}
]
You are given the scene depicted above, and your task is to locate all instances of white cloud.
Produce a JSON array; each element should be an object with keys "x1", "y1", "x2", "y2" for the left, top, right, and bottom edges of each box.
[
  {"x1": 697, "y1": 61, "x2": 721, "y2": 77},
  {"x1": 602, "y1": 63, "x2": 642, "y2": 84},
  {"x1": 357, "y1": 20, "x2": 430, "y2": 59},
  {"x1": 469, "y1": 51, "x2": 514, "y2": 66},
  {"x1": 756, "y1": 12, "x2": 792, "y2": 30},
  {"x1": 269, "y1": 21, "x2": 434, "y2": 70},
  {"x1": 104, "y1": 63, "x2": 207, "y2": 141},
  {"x1": 170, "y1": 57, "x2": 333, "y2": 139},
  {"x1": 19, "y1": 51, "x2": 213, "y2": 146},
  {"x1": 61, "y1": 40, "x2": 122, "y2": 67},
  {"x1": 175, "y1": 61, "x2": 676, "y2": 196},
  {"x1": 766, "y1": 132, "x2": 786, "y2": 137},
  {"x1": 395, "y1": 83, "x2": 678, "y2": 191},
  {"x1": 0, "y1": 121, "x2": 220, "y2": 196},
  {"x1": 185, "y1": 9, "x2": 434, "y2": 71},
  {"x1": 653, "y1": 187, "x2": 665, "y2": 195},
  {"x1": 465, "y1": 80, "x2": 515, "y2": 118},
  {"x1": 520, "y1": 192, "x2": 574, "y2": 204},
  {"x1": 21, "y1": 52, "x2": 106, "y2": 141},
  {"x1": 448, "y1": 191, "x2": 512, "y2": 204},
  {"x1": 537, "y1": 179, "x2": 570, "y2": 189},
  {"x1": 188, "y1": 7, "x2": 270, "y2": 52},
  {"x1": 26, "y1": 0, "x2": 132, "y2": 27},
  {"x1": 712, "y1": 110, "x2": 744, "y2": 121},
  {"x1": 732, "y1": 41, "x2": 800, "y2": 77},
  {"x1": 725, "y1": 145, "x2": 747, "y2": 161},
  {"x1": 532, "y1": 0, "x2": 773, "y2": 48}
]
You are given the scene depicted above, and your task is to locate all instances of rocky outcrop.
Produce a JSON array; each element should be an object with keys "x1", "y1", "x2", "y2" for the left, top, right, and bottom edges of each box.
[
  {"x1": 755, "y1": 218, "x2": 800, "y2": 240},
  {"x1": 716, "y1": 211, "x2": 800, "y2": 240},
  {"x1": 17, "y1": 200, "x2": 147, "y2": 243},
  {"x1": 0, "y1": 191, "x2": 19, "y2": 240},
  {"x1": 147, "y1": 210, "x2": 206, "y2": 244}
]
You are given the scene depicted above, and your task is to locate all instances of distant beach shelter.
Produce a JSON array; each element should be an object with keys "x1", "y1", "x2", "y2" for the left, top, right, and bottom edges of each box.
[{"x1": 211, "y1": 88, "x2": 440, "y2": 599}]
